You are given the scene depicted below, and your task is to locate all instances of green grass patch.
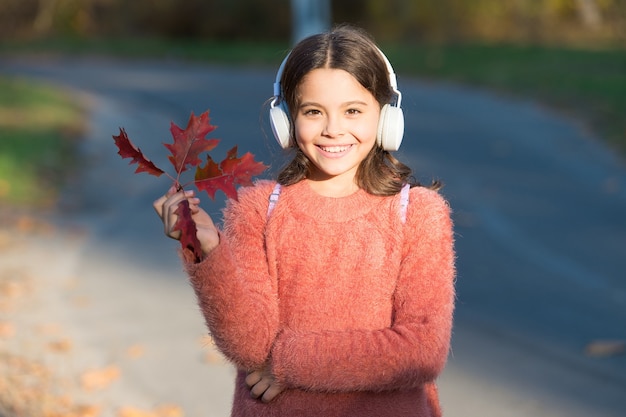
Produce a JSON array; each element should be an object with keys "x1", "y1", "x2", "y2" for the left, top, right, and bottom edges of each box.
[{"x1": 0, "y1": 76, "x2": 85, "y2": 208}]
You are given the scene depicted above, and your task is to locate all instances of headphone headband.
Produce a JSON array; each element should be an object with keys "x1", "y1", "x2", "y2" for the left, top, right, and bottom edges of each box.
[
  {"x1": 272, "y1": 47, "x2": 401, "y2": 107},
  {"x1": 269, "y1": 44, "x2": 404, "y2": 151}
]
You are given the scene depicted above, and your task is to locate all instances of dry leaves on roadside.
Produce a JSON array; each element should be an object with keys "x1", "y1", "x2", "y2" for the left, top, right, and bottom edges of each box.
[
  {"x1": 0, "y1": 321, "x2": 15, "y2": 338},
  {"x1": 0, "y1": 352, "x2": 101, "y2": 417},
  {"x1": 0, "y1": 269, "x2": 33, "y2": 299},
  {"x1": 44, "y1": 404, "x2": 102, "y2": 417},
  {"x1": 125, "y1": 344, "x2": 146, "y2": 359},
  {"x1": 80, "y1": 365, "x2": 121, "y2": 391},
  {"x1": 47, "y1": 338, "x2": 74, "y2": 353},
  {"x1": 117, "y1": 404, "x2": 183, "y2": 417}
]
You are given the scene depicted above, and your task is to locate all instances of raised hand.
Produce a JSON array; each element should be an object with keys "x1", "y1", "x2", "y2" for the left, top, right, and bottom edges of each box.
[{"x1": 153, "y1": 187, "x2": 220, "y2": 255}]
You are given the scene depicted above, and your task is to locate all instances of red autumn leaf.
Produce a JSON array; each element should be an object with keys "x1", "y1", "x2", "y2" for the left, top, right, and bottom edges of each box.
[
  {"x1": 195, "y1": 146, "x2": 268, "y2": 200},
  {"x1": 194, "y1": 155, "x2": 234, "y2": 200},
  {"x1": 222, "y1": 146, "x2": 268, "y2": 187},
  {"x1": 113, "y1": 128, "x2": 165, "y2": 177},
  {"x1": 114, "y1": 109, "x2": 267, "y2": 256},
  {"x1": 173, "y1": 199, "x2": 203, "y2": 262},
  {"x1": 164, "y1": 111, "x2": 220, "y2": 174}
]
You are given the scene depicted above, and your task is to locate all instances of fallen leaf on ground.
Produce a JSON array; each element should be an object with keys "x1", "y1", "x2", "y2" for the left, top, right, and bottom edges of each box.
[
  {"x1": 126, "y1": 344, "x2": 145, "y2": 359},
  {"x1": 48, "y1": 338, "x2": 74, "y2": 353},
  {"x1": 117, "y1": 404, "x2": 184, "y2": 417},
  {"x1": 154, "y1": 404, "x2": 184, "y2": 417},
  {"x1": 0, "y1": 274, "x2": 31, "y2": 298},
  {"x1": 117, "y1": 407, "x2": 156, "y2": 417},
  {"x1": 0, "y1": 321, "x2": 15, "y2": 338},
  {"x1": 81, "y1": 365, "x2": 121, "y2": 391},
  {"x1": 70, "y1": 404, "x2": 102, "y2": 417},
  {"x1": 37, "y1": 322, "x2": 63, "y2": 335}
]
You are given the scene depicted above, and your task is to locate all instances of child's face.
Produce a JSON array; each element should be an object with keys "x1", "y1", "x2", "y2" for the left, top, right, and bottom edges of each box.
[{"x1": 294, "y1": 68, "x2": 380, "y2": 185}]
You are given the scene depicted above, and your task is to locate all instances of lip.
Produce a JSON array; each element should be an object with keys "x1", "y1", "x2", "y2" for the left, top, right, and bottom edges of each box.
[{"x1": 316, "y1": 144, "x2": 355, "y2": 158}]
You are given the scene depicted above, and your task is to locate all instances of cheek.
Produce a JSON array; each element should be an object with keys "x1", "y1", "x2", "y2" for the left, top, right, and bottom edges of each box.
[
  {"x1": 355, "y1": 116, "x2": 380, "y2": 143},
  {"x1": 294, "y1": 118, "x2": 317, "y2": 144}
]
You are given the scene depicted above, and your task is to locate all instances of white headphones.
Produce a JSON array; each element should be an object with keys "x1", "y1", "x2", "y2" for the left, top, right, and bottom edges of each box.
[{"x1": 269, "y1": 47, "x2": 404, "y2": 151}]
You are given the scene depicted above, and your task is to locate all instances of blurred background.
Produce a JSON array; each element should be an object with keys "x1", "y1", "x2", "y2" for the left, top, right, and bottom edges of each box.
[
  {"x1": 1, "y1": 0, "x2": 625, "y2": 208},
  {"x1": 0, "y1": 0, "x2": 624, "y2": 44},
  {"x1": 1, "y1": 1, "x2": 625, "y2": 416}
]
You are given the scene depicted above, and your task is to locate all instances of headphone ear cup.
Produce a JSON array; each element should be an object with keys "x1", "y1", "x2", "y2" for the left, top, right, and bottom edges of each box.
[
  {"x1": 269, "y1": 103, "x2": 291, "y2": 149},
  {"x1": 377, "y1": 104, "x2": 404, "y2": 151}
]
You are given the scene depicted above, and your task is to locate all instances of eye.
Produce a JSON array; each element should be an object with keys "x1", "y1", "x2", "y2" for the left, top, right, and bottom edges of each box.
[
  {"x1": 346, "y1": 108, "x2": 362, "y2": 116},
  {"x1": 302, "y1": 108, "x2": 322, "y2": 116}
]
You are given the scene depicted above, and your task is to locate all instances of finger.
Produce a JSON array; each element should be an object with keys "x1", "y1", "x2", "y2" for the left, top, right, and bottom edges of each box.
[
  {"x1": 188, "y1": 198, "x2": 202, "y2": 213},
  {"x1": 153, "y1": 187, "x2": 184, "y2": 217},
  {"x1": 261, "y1": 384, "x2": 283, "y2": 403},
  {"x1": 250, "y1": 380, "x2": 271, "y2": 399},
  {"x1": 153, "y1": 194, "x2": 168, "y2": 217},
  {"x1": 163, "y1": 192, "x2": 191, "y2": 238},
  {"x1": 245, "y1": 371, "x2": 262, "y2": 388}
]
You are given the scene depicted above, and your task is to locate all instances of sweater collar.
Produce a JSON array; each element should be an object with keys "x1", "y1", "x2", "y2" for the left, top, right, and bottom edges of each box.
[{"x1": 283, "y1": 180, "x2": 381, "y2": 223}]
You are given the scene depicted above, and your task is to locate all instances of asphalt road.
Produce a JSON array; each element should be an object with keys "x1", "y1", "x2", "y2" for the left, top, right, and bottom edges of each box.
[{"x1": 2, "y1": 56, "x2": 625, "y2": 416}]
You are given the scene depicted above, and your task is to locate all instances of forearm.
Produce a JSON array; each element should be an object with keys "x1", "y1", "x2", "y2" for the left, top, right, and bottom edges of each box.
[
  {"x1": 184, "y1": 238, "x2": 279, "y2": 370},
  {"x1": 271, "y1": 314, "x2": 453, "y2": 393}
]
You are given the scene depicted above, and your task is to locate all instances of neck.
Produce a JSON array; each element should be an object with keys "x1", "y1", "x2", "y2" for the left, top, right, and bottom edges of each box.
[{"x1": 306, "y1": 177, "x2": 360, "y2": 197}]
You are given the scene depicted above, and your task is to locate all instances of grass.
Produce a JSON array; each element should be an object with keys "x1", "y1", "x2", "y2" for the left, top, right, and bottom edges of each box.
[
  {"x1": 0, "y1": 37, "x2": 624, "y2": 209},
  {"x1": 0, "y1": 76, "x2": 85, "y2": 208}
]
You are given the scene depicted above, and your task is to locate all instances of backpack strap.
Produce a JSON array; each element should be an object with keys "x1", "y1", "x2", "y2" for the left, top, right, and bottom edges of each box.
[
  {"x1": 267, "y1": 183, "x2": 282, "y2": 218},
  {"x1": 399, "y1": 183, "x2": 410, "y2": 224}
]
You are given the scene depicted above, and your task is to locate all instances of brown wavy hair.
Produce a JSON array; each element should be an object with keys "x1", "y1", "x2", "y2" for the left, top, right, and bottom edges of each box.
[{"x1": 275, "y1": 25, "x2": 440, "y2": 194}]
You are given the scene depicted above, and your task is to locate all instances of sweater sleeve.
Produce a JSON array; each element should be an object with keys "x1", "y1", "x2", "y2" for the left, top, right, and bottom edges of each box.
[
  {"x1": 271, "y1": 188, "x2": 456, "y2": 392},
  {"x1": 182, "y1": 182, "x2": 279, "y2": 370}
]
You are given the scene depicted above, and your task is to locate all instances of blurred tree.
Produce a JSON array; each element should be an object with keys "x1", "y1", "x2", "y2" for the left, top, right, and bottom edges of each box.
[
  {"x1": 33, "y1": 0, "x2": 58, "y2": 34},
  {"x1": 0, "y1": 0, "x2": 623, "y2": 46},
  {"x1": 575, "y1": 0, "x2": 603, "y2": 28},
  {"x1": 291, "y1": 0, "x2": 331, "y2": 43}
]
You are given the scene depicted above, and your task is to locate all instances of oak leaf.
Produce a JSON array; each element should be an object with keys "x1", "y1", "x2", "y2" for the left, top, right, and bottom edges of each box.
[
  {"x1": 113, "y1": 128, "x2": 164, "y2": 177},
  {"x1": 164, "y1": 111, "x2": 219, "y2": 174},
  {"x1": 195, "y1": 146, "x2": 268, "y2": 200},
  {"x1": 173, "y1": 200, "x2": 202, "y2": 262},
  {"x1": 113, "y1": 109, "x2": 267, "y2": 257}
]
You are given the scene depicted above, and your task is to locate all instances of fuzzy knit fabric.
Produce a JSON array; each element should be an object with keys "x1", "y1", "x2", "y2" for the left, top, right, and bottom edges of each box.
[{"x1": 182, "y1": 179, "x2": 456, "y2": 417}]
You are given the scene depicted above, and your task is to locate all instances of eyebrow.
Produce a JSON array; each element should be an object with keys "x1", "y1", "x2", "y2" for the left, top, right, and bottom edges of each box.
[{"x1": 299, "y1": 100, "x2": 370, "y2": 108}]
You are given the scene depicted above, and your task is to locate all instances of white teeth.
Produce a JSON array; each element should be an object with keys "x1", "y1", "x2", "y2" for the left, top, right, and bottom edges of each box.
[{"x1": 320, "y1": 145, "x2": 351, "y2": 153}]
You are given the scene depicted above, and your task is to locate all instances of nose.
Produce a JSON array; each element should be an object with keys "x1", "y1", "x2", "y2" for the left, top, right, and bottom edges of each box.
[{"x1": 322, "y1": 114, "x2": 343, "y2": 138}]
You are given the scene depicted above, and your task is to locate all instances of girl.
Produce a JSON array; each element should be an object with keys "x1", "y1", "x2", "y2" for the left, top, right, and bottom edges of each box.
[{"x1": 154, "y1": 25, "x2": 455, "y2": 417}]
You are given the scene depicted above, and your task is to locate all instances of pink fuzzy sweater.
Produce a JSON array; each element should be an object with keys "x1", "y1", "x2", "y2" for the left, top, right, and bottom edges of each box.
[{"x1": 183, "y1": 180, "x2": 455, "y2": 417}]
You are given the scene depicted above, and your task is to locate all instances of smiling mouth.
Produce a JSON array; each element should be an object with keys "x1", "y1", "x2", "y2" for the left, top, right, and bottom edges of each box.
[{"x1": 318, "y1": 145, "x2": 353, "y2": 153}]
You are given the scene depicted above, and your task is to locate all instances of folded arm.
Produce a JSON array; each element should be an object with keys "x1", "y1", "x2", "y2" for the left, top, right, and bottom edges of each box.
[{"x1": 270, "y1": 189, "x2": 456, "y2": 392}]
